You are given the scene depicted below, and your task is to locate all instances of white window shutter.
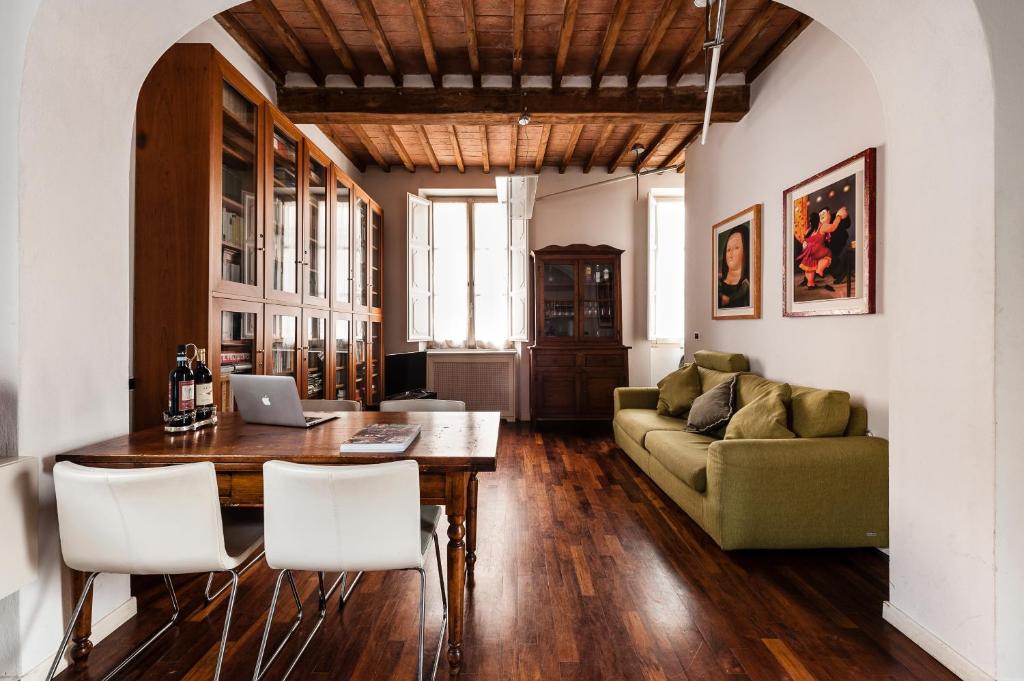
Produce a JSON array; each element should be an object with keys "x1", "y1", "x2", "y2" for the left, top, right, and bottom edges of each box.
[
  {"x1": 407, "y1": 193, "x2": 433, "y2": 341},
  {"x1": 508, "y1": 217, "x2": 530, "y2": 341}
]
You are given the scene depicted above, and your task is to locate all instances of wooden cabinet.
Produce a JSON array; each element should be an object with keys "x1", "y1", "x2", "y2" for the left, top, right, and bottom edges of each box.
[
  {"x1": 132, "y1": 44, "x2": 383, "y2": 430},
  {"x1": 529, "y1": 245, "x2": 629, "y2": 421}
]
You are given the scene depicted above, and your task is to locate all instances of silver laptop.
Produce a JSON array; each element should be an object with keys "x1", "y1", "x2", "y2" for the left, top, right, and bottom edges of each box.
[{"x1": 230, "y1": 375, "x2": 338, "y2": 428}]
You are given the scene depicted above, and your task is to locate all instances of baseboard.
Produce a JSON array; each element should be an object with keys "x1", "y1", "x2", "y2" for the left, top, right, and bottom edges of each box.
[
  {"x1": 882, "y1": 601, "x2": 993, "y2": 681},
  {"x1": 12, "y1": 597, "x2": 137, "y2": 681}
]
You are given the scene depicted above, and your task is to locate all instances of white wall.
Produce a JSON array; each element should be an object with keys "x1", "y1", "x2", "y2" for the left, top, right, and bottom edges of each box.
[
  {"x1": 358, "y1": 166, "x2": 685, "y2": 418},
  {"x1": 684, "y1": 23, "x2": 888, "y2": 434}
]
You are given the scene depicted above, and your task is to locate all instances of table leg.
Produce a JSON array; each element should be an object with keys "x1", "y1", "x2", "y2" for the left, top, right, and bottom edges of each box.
[
  {"x1": 70, "y1": 569, "x2": 94, "y2": 661},
  {"x1": 466, "y1": 472, "x2": 478, "y2": 574},
  {"x1": 445, "y1": 471, "x2": 468, "y2": 673}
]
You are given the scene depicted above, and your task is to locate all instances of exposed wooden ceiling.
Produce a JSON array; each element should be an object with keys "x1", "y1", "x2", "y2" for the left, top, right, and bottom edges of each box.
[{"x1": 217, "y1": 0, "x2": 812, "y2": 173}]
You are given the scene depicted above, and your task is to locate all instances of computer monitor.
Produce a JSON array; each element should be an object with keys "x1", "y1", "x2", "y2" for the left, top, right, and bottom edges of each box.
[{"x1": 384, "y1": 351, "x2": 427, "y2": 398}]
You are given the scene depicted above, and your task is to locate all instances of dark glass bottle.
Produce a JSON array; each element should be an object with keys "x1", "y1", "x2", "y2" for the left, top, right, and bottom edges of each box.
[
  {"x1": 167, "y1": 344, "x2": 195, "y2": 427},
  {"x1": 194, "y1": 348, "x2": 214, "y2": 421}
]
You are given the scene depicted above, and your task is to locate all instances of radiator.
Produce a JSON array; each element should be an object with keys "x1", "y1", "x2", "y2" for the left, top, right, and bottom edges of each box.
[{"x1": 426, "y1": 351, "x2": 517, "y2": 420}]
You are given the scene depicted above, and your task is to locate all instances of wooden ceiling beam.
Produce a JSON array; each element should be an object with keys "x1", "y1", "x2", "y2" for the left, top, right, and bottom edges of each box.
[
  {"x1": 512, "y1": 0, "x2": 526, "y2": 89},
  {"x1": 316, "y1": 124, "x2": 367, "y2": 173},
  {"x1": 608, "y1": 125, "x2": 644, "y2": 173},
  {"x1": 668, "y1": 20, "x2": 709, "y2": 85},
  {"x1": 448, "y1": 126, "x2": 465, "y2": 173},
  {"x1": 215, "y1": 12, "x2": 286, "y2": 87},
  {"x1": 592, "y1": 0, "x2": 631, "y2": 89},
  {"x1": 414, "y1": 125, "x2": 440, "y2": 172},
  {"x1": 584, "y1": 123, "x2": 613, "y2": 174},
  {"x1": 460, "y1": 0, "x2": 481, "y2": 88},
  {"x1": 636, "y1": 124, "x2": 676, "y2": 171},
  {"x1": 746, "y1": 14, "x2": 812, "y2": 83},
  {"x1": 350, "y1": 124, "x2": 390, "y2": 172},
  {"x1": 509, "y1": 123, "x2": 519, "y2": 173},
  {"x1": 386, "y1": 126, "x2": 416, "y2": 172},
  {"x1": 278, "y1": 86, "x2": 750, "y2": 125},
  {"x1": 721, "y1": 1, "x2": 778, "y2": 72},
  {"x1": 409, "y1": 0, "x2": 442, "y2": 88},
  {"x1": 301, "y1": 0, "x2": 364, "y2": 86},
  {"x1": 661, "y1": 124, "x2": 700, "y2": 169},
  {"x1": 354, "y1": 0, "x2": 402, "y2": 86},
  {"x1": 252, "y1": 0, "x2": 325, "y2": 86},
  {"x1": 480, "y1": 126, "x2": 491, "y2": 173},
  {"x1": 553, "y1": 0, "x2": 580, "y2": 89},
  {"x1": 559, "y1": 124, "x2": 584, "y2": 174},
  {"x1": 534, "y1": 124, "x2": 551, "y2": 172},
  {"x1": 630, "y1": 0, "x2": 685, "y2": 87}
]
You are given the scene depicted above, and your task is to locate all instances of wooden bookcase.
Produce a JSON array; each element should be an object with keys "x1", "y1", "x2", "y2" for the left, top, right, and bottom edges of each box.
[
  {"x1": 529, "y1": 244, "x2": 629, "y2": 420},
  {"x1": 133, "y1": 44, "x2": 384, "y2": 431}
]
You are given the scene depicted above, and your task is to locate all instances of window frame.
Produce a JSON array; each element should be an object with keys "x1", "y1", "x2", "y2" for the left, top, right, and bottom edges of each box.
[{"x1": 647, "y1": 189, "x2": 686, "y2": 345}]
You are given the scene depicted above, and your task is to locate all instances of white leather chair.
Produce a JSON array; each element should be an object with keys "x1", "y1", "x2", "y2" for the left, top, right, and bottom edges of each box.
[
  {"x1": 255, "y1": 460, "x2": 447, "y2": 681},
  {"x1": 300, "y1": 398, "x2": 362, "y2": 411},
  {"x1": 379, "y1": 399, "x2": 466, "y2": 412},
  {"x1": 48, "y1": 461, "x2": 263, "y2": 681}
]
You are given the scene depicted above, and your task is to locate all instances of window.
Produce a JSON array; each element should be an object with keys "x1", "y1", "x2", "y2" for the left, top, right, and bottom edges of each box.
[
  {"x1": 648, "y1": 190, "x2": 685, "y2": 342},
  {"x1": 406, "y1": 194, "x2": 528, "y2": 348}
]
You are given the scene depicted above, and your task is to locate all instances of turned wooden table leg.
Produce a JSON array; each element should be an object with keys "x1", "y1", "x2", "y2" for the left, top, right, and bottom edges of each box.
[
  {"x1": 466, "y1": 472, "x2": 478, "y2": 574},
  {"x1": 445, "y1": 472, "x2": 468, "y2": 673},
  {"x1": 70, "y1": 569, "x2": 95, "y2": 661}
]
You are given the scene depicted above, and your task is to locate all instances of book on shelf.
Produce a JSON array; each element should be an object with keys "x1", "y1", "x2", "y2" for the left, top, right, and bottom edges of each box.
[{"x1": 339, "y1": 424, "x2": 421, "y2": 453}]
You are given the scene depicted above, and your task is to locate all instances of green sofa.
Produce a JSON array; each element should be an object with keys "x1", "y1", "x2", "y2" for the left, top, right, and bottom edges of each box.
[{"x1": 613, "y1": 351, "x2": 888, "y2": 550}]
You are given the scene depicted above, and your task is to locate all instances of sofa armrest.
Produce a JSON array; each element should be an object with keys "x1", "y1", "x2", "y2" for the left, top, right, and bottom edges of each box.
[
  {"x1": 704, "y1": 436, "x2": 888, "y2": 549},
  {"x1": 614, "y1": 387, "x2": 659, "y2": 414}
]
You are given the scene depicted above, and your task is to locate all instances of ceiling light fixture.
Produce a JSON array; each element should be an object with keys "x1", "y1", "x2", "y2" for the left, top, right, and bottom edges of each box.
[
  {"x1": 699, "y1": 0, "x2": 727, "y2": 145},
  {"x1": 631, "y1": 143, "x2": 646, "y2": 199},
  {"x1": 518, "y1": 111, "x2": 531, "y2": 126}
]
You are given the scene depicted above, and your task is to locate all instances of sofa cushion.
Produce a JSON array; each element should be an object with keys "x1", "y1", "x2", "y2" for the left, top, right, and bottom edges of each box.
[
  {"x1": 790, "y1": 387, "x2": 851, "y2": 437},
  {"x1": 614, "y1": 409, "x2": 688, "y2": 446},
  {"x1": 687, "y1": 375, "x2": 737, "y2": 435},
  {"x1": 698, "y1": 366, "x2": 737, "y2": 393},
  {"x1": 656, "y1": 363, "x2": 701, "y2": 416},
  {"x1": 645, "y1": 431, "x2": 715, "y2": 492},
  {"x1": 725, "y1": 383, "x2": 795, "y2": 440},
  {"x1": 734, "y1": 373, "x2": 783, "y2": 409},
  {"x1": 694, "y1": 350, "x2": 749, "y2": 373}
]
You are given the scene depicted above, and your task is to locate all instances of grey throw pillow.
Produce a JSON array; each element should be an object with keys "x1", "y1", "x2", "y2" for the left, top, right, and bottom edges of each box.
[{"x1": 686, "y1": 375, "x2": 737, "y2": 435}]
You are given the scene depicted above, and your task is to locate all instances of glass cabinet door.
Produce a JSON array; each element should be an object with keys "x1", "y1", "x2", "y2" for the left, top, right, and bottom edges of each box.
[
  {"x1": 218, "y1": 82, "x2": 260, "y2": 294},
  {"x1": 215, "y1": 300, "x2": 262, "y2": 413},
  {"x1": 332, "y1": 315, "x2": 350, "y2": 399},
  {"x1": 370, "y1": 318, "x2": 383, "y2": 403},
  {"x1": 267, "y1": 120, "x2": 301, "y2": 303},
  {"x1": 266, "y1": 306, "x2": 299, "y2": 381},
  {"x1": 305, "y1": 152, "x2": 329, "y2": 305},
  {"x1": 581, "y1": 260, "x2": 617, "y2": 340},
  {"x1": 371, "y1": 206, "x2": 382, "y2": 310},
  {"x1": 354, "y1": 196, "x2": 369, "y2": 309},
  {"x1": 304, "y1": 312, "x2": 327, "y2": 399},
  {"x1": 353, "y1": 317, "x2": 368, "y2": 403},
  {"x1": 333, "y1": 175, "x2": 351, "y2": 309},
  {"x1": 541, "y1": 262, "x2": 577, "y2": 339}
]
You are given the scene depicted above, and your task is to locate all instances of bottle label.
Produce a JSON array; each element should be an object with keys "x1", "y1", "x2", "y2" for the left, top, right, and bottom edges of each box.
[
  {"x1": 196, "y1": 383, "x2": 213, "y2": 407},
  {"x1": 179, "y1": 381, "x2": 195, "y2": 411}
]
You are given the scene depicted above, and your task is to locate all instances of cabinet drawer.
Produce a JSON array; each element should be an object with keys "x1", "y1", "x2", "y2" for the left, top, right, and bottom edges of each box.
[
  {"x1": 534, "y1": 353, "x2": 575, "y2": 368},
  {"x1": 585, "y1": 353, "x2": 625, "y2": 367}
]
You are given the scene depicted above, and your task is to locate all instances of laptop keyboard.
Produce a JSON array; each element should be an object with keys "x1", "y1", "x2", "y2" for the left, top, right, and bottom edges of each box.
[{"x1": 304, "y1": 416, "x2": 319, "y2": 423}]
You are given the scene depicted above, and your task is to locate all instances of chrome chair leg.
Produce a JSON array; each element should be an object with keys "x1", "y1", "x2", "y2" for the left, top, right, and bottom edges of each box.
[
  {"x1": 253, "y1": 570, "x2": 304, "y2": 681},
  {"x1": 45, "y1": 573, "x2": 181, "y2": 681},
  {"x1": 213, "y1": 571, "x2": 240, "y2": 681},
  {"x1": 205, "y1": 549, "x2": 265, "y2": 603},
  {"x1": 429, "y1": 530, "x2": 448, "y2": 681}
]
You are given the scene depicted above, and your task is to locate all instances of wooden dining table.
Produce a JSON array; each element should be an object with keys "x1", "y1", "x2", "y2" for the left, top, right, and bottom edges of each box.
[{"x1": 54, "y1": 410, "x2": 500, "y2": 675}]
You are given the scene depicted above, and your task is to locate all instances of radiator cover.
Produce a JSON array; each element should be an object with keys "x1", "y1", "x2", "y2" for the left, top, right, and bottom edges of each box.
[{"x1": 426, "y1": 351, "x2": 517, "y2": 420}]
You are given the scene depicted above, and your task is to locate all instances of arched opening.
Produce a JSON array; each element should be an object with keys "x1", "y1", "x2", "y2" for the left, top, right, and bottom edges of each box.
[{"x1": 10, "y1": 0, "x2": 1017, "y2": 678}]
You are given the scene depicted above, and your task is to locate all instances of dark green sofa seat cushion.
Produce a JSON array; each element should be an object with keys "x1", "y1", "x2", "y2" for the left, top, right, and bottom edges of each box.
[
  {"x1": 614, "y1": 409, "x2": 688, "y2": 446},
  {"x1": 645, "y1": 431, "x2": 716, "y2": 492}
]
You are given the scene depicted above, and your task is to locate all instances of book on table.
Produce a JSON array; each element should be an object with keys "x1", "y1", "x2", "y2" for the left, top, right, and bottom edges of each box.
[{"x1": 340, "y1": 424, "x2": 421, "y2": 453}]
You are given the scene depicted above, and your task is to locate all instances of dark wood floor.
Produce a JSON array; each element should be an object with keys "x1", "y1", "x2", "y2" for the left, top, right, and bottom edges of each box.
[{"x1": 56, "y1": 422, "x2": 955, "y2": 681}]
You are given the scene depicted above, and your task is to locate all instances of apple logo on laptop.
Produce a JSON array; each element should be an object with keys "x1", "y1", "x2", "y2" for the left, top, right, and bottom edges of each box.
[{"x1": 261, "y1": 394, "x2": 272, "y2": 407}]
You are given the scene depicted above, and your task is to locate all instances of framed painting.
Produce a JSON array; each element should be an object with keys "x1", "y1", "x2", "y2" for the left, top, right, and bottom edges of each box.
[
  {"x1": 783, "y1": 147, "x2": 876, "y2": 317},
  {"x1": 712, "y1": 204, "x2": 762, "y2": 320}
]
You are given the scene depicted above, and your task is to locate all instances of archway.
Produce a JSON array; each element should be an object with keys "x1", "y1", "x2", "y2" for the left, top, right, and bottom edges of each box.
[{"x1": 13, "y1": 0, "x2": 1008, "y2": 678}]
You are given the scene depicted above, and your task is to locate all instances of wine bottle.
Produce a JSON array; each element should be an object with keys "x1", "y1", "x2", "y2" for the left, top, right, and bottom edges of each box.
[
  {"x1": 167, "y1": 344, "x2": 195, "y2": 427},
  {"x1": 194, "y1": 348, "x2": 214, "y2": 421}
]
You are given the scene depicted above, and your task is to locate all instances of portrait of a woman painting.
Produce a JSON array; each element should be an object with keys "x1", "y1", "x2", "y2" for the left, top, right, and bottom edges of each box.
[{"x1": 712, "y1": 205, "x2": 761, "y2": 320}]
